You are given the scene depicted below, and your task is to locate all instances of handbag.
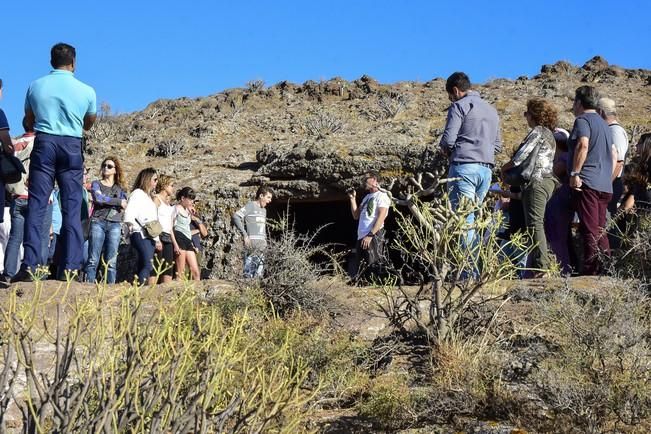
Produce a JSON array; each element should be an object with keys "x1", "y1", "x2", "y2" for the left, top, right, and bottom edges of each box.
[
  {"x1": 136, "y1": 218, "x2": 163, "y2": 239},
  {"x1": 159, "y1": 232, "x2": 172, "y2": 243},
  {"x1": 503, "y1": 139, "x2": 542, "y2": 187},
  {"x1": 0, "y1": 153, "x2": 26, "y2": 184}
]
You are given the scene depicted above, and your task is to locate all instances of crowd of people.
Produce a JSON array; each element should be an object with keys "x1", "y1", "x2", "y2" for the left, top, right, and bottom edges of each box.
[
  {"x1": 440, "y1": 72, "x2": 651, "y2": 277},
  {"x1": 1, "y1": 43, "x2": 649, "y2": 286},
  {"x1": 0, "y1": 43, "x2": 208, "y2": 286}
]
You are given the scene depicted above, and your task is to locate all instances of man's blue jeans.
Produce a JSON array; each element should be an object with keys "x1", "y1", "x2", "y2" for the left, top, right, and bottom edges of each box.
[
  {"x1": 22, "y1": 133, "x2": 84, "y2": 272},
  {"x1": 243, "y1": 253, "x2": 264, "y2": 278},
  {"x1": 447, "y1": 162, "x2": 492, "y2": 268},
  {"x1": 85, "y1": 219, "x2": 122, "y2": 284},
  {"x1": 3, "y1": 198, "x2": 52, "y2": 277}
]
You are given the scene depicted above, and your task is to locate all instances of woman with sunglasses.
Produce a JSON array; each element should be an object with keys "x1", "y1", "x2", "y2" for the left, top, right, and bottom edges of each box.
[
  {"x1": 84, "y1": 157, "x2": 127, "y2": 284},
  {"x1": 124, "y1": 167, "x2": 161, "y2": 285},
  {"x1": 172, "y1": 187, "x2": 200, "y2": 281}
]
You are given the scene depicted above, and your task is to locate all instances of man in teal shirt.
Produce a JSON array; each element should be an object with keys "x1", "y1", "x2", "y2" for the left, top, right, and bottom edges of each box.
[{"x1": 12, "y1": 43, "x2": 97, "y2": 282}]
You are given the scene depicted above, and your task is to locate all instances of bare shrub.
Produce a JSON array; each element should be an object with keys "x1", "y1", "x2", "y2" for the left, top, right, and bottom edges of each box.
[
  {"x1": 530, "y1": 283, "x2": 651, "y2": 433},
  {"x1": 260, "y1": 214, "x2": 340, "y2": 316},
  {"x1": 86, "y1": 101, "x2": 120, "y2": 145},
  {"x1": 377, "y1": 92, "x2": 409, "y2": 119},
  {"x1": 304, "y1": 110, "x2": 344, "y2": 139},
  {"x1": 247, "y1": 79, "x2": 265, "y2": 93},
  {"x1": 147, "y1": 138, "x2": 186, "y2": 157},
  {"x1": 608, "y1": 211, "x2": 651, "y2": 281},
  {"x1": 0, "y1": 281, "x2": 317, "y2": 433}
]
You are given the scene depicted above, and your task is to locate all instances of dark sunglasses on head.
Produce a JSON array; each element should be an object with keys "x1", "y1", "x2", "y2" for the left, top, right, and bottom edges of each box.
[{"x1": 102, "y1": 163, "x2": 115, "y2": 169}]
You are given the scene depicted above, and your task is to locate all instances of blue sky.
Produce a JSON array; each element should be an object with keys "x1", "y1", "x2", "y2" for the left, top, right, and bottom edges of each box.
[{"x1": 2, "y1": 0, "x2": 650, "y2": 132}]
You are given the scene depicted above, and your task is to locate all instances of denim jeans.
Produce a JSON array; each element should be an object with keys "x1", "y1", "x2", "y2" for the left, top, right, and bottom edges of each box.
[
  {"x1": 243, "y1": 253, "x2": 264, "y2": 278},
  {"x1": 448, "y1": 162, "x2": 492, "y2": 247},
  {"x1": 131, "y1": 232, "x2": 155, "y2": 285},
  {"x1": 2, "y1": 198, "x2": 52, "y2": 277},
  {"x1": 3, "y1": 198, "x2": 28, "y2": 277},
  {"x1": 23, "y1": 133, "x2": 84, "y2": 273},
  {"x1": 85, "y1": 219, "x2": 122, "y2": 284}
]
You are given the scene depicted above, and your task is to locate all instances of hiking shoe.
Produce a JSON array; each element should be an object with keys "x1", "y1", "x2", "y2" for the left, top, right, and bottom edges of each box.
[{"x1": 10, "y1": 269, "x2": 34, "y2": 283}]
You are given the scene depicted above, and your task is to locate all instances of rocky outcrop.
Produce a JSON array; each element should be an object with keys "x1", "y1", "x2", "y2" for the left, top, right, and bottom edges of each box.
[{"x1": 79, "y1": 57, "x2": 651, "y2": 278}]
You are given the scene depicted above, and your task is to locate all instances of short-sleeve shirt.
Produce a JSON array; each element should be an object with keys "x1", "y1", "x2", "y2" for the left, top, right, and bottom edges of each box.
[
  {"x1": 610, "y1": 123, "x2": 628, "y2": 178},
  {"x1": 357, "y1": 191, "x2": 391, "y2": 240},
  {"x1": 25, "y1": 70, "x2": 96, "y2": 138},
  {"x1": 0, "y1": 108, "x2": 9, "y2": 131},
  {"x1": 568, "y1": 112, "x2": 613, "y2": 193}
]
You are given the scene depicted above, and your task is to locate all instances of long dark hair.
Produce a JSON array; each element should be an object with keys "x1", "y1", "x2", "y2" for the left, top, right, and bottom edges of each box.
[
  {"x1": 100, "y1": 156, "x2": 125, "y2": 189},
  {"x1": 631, "y1": 133, "x2": 651, "y2": 186},
  {"x1": 132, "y1": 167, "x2": 157, "y2": 194},
  {"x1": 176, "y1": 186, "x2": 196, "y2": 201}
]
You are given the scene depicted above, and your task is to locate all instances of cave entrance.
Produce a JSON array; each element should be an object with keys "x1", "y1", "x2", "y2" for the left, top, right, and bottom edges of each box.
[{"x1": 266, "y1": 197, "x2": 400, "y2": 277}]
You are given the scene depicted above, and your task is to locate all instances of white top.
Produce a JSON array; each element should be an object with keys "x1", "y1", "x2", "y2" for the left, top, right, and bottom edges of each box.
[
  {"x1": 357, "y1": 191, "x2": 391, "y2": 240},
  {"x1": 156, "y1": 195, "x2": 175, "y2": 234},
  {"x1": 124, "y1": 189, "x2": 158, "y2": 235},
  {"x1": 610, "y1": 123, "x2": 629, "y2": 178}
]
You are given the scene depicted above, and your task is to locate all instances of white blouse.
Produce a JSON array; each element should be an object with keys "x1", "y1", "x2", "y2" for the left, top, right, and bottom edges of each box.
[{"x1": 124, "y1": 189, "x2": 158, "y2": 235}]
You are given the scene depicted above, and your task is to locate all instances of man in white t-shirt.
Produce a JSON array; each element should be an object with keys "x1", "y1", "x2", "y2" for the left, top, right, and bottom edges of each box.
[
  {"x1": 348, "y1": 171, "x2": 391, "y2": 280},
  {"x1": 598, "y1": 97, "x2": 629, "y2": 215}
]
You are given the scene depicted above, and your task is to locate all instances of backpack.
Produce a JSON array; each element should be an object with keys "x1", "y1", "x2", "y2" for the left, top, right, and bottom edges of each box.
[{"x1": 6, "y1": 134, "x2": 35, "y2": 195}]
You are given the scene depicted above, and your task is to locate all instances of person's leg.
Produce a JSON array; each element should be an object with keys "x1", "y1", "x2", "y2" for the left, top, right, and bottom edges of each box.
[
  {"x1": 448, "y1": 163, "x2": 491, "y2": 246},
  {"x1": 55, "y1": 137, "x2": 84, "y2": 272},
  {"x1": 544, "y1": 185, "x2": 573, "y2": 274},
  {"x1": 40, "y1": 202, "x2": 53, "y2": 267},
  {"x1": 176, "y1": 250, "x2": 187, "y2": 280},
  {"x1": 4, "y1": 198, "x2": 27, "y2": 277},
  {"x1": 48, "y1": 233, "x2": 58, "y2": 263},
  {"x1": 130, "y1": 232, "x2": 154, "y2": 285},
  {"x1": 597, "y1": 191, "x2": 612, "y2": 268},
  {"x1": 243, "y1": 252, "x2": 254, "y2": 278},
  {"x1": 85, "y1": 220, "x2": 106, "y2": 283},
  {"x1": 254, "y1": 253, "x2": 264, "y2": 278},
  {"x1": 574, "y1": 187, "x2": 601, "y2": 275},
  {"x1": 185, "y1": 250, "x2": 201, "y2": 281},
  {"x1": 102, "y1": 222, "x2": 122, "y2": 284},
  {"x1": 22, "y1": 135, "x2": 57, "y2": 273},
  {"x1": 160, "y1": 241, "x2": 174, "y2": 283},
  {"x1": 522, "y1": 178, "x2": 555, "y2": 271}
]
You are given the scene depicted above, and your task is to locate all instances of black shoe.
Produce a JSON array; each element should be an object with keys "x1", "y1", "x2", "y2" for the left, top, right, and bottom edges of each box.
[
  {"x1": 0, "y1": 274, "x2": 10, "y2": 284},
  {"x1": 57, "y1": 269, "x2": 79, "y2": 282},
  {"x1": 10, "y1": 269, "x2": 34, "y2": 283}
]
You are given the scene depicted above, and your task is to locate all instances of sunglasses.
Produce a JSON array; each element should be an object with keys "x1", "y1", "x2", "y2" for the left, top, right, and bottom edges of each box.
[{"x1": 102, "y1": 163, "x2": 115, "y2": 169}]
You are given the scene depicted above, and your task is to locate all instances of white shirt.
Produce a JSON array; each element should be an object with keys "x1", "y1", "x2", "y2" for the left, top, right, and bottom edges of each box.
[
  {"x1": 156, "y1": 195, "x2": 175, "y2": 234},
  {"x1": 357, "y1": 191, "x2": 391, "y2": 240},
  {"x1": 124, "y1": 189, "x2": 158, "y2": 235},
  {"x1": 610, "y1": 123, "x2": 629, "y2": 178}
]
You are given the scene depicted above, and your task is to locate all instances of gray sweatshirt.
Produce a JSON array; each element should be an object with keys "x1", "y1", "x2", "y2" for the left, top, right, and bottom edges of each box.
[
  {"x1": 439, "y1": 91, "x2": 502, "y2": 165},
  {"x1": 232, "y1": 201, "x2": 267, "y2": 249}
]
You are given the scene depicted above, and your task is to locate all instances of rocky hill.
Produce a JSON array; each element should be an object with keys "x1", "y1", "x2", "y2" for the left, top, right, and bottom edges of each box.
[{"x1": 83, "y1": 56, "x2": 651, "y2": 277}]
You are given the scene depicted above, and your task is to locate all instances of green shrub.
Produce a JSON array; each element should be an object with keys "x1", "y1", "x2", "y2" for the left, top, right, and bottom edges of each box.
[
  {"x1": 531, "y1": 285, "x2": 651, "y2": 433},
  {"x1": 0, "y1": 280, "x2": 318, "y2": 433},
  {"x1": 357, "y1": 372, "x2": 415, "y2": 430}
]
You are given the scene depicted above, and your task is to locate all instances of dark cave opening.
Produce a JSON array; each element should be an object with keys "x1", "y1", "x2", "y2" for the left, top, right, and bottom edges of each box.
[{"x1": 266, "y1": 197, "x2": 401, "y2": 277}]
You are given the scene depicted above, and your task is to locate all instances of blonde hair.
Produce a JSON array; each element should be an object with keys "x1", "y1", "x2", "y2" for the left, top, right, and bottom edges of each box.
[{"x1": 156, "y1": 174, "x2": 174, "y2": 194}]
